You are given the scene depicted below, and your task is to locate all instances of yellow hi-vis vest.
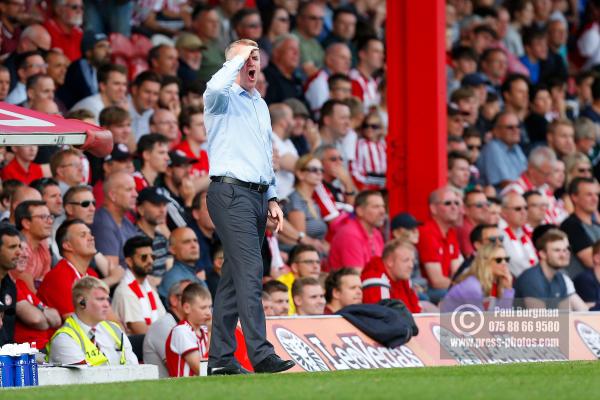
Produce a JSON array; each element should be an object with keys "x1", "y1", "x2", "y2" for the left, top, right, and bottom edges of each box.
[{"x1": 46, "y1": 316, "x2": 126, "y2": 366}]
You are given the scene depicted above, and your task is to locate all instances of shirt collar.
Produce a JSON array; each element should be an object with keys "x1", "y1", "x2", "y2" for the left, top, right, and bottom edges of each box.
[
  {"x1": 72, "y1": 314, "x2": 95, "y2": 337},
  {"x1": 232, "y1": 82, "x2": 260, "y2": 99}
]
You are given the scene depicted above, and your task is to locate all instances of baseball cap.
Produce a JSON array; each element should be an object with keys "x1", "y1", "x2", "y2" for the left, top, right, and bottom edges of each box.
[
  {"x1": 461, "y1": 73, "x2": 490, "y2": 87},
  {"x1": 137, "y1": 186, "x2": 170, "y2": 205},
  {"x1": 169, "y1": 150, "x2": 198, "y2": 167},
  {"x1": 284, "y1": 98, "x2": 310, "y2": 118},
  {"x1": 391, "y1": 212, "x2": 423, "y2": 230},
  {"x1": 81, "y1": 31, "x2": 108, "y2": 54},
  {"x1": 104, "y1": 143, "x2": 132, "y2": 162},
  {"x1": 175, "y1": 32, "x2": 206, "y2": 51}
]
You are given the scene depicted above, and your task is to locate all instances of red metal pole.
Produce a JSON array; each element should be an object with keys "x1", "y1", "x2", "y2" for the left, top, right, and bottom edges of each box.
[{"x1": 386, "y1": 0, "x2": 447, "y2": 221}]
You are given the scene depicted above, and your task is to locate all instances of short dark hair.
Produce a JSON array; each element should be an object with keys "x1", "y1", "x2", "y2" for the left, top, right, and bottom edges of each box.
[
  {"x1": 469, "y1": 223, "x2": 497, "y2": 246},
  {"x1": 327, "y1": 73, "x2": 351, "y2": 90},
  {"x1": 263, "y1": 280, "x2": 288, "y2": 294},
  {"x1": 16, "y1": 50, "x2": 42, "y2": 71},
  {"x1": 501, "y1": 73, "x2": 530, "y2": 99},
  {"x1": 132, "y1": 70, "x2": 162, "y2": 88},
  {"x1": 161, "y1": 74, "x2": 181, "y2": 90},
  {"x1": 137, "y1": 133, "x2": 170, "y2": 163},
  {"x1": 354, "y1": 190, "x2": 382, "y2": 209},
  {"x1": 332, "y1": 6, "x2": 356, "y2": 23},
  {"x1": 99, "y1": 106, "x2": 130, "y2": 127},
  {"x1": 479, "y1": 47, "x2": 504, "y2": 64},
  {"x1": 55, "y1": 219, "x2": 86, "y2": 256},
  {"x1": 451, "y1": 45, "x2": 478, "y2": 62},
  {"x1": 14, "y1": 200, "x2": 47, "y2": 231},
  {"x1": 179, "y1": 105, "x2": 203, "y2": 130},
  {"x1": 30, "y1": 177, "x2": 59, "y2": 196},
  {"x1": 25, "y1": 73, "x2": 51, "y2": 90},
  {"x1": 324, "y1": 268, "x2": 359, "y2": 303},
  {"x1": 592, "y1": 76, "x2": 600, "y2": 101},
  {"x1": 448, "y1": 151, "x2": 470, "y2": 169},
  {"x1": 288, "y1": 244, "x2": 318, "y2": 265},
  {"x1": 192, "y1": 3, "x2": 214, "y2": 21},
  {"x1": 231, "y1": 7, "x2": 260, "y2": 30},
  {"x1": 0, "y1": 224, "x2": 21, "y2": 248},
  {"x1": 148, "y1": 44, "x2": 171, "y2": 67},
  {"x1": 123, "y1": 235, "x2": 154, "y2": 259},
  {"x1": 356, "y1": 35, "x2": 381, "y2": 53},
  {"x1": 568, "y1": 176, "x2": 596, "y2": 196},
  {"x1": 181, "y1": 282, "x2": 211, "y2": 306},
  {"x1": 523, "y1": 190, "x2": 542, "y2": 202},
  {"x1": 291, "y1": 276, "x2": 321, "y2": 298},
  {"x1": 522, "y1": 26, "x2": 547, "y2": 47},
  {"x1": 320, "y1": 99, "x2": 348, "y2": 125},
  {"x1": 97, "y1": 63, "x2": 127, "y2": 85}
]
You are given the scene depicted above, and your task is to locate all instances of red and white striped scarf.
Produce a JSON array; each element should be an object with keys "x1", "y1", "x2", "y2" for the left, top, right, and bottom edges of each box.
[{"x1": 125, "y1": 269, "x2": 159, "y2": 326}]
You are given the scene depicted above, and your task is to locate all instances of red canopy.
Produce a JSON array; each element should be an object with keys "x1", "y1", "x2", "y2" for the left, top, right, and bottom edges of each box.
[{"x1": 0, "y1": 102, "x2": 113, "y2": 157}]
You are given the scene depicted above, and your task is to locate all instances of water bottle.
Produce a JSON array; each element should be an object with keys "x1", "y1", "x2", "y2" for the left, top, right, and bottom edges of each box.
[
  {"x1": 13, "y1": 353, "x2": 31, "y2": 387},
  {"x1": 0, "y1": 355, "x2": 14, "y2": 388}
]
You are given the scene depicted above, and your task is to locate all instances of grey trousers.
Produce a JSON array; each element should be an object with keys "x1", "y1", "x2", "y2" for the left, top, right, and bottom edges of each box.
[{"x1": 206, "y1": 181, "x2": 274, "y2": 367}]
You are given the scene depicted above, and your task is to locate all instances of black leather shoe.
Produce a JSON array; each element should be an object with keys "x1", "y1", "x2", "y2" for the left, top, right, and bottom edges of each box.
[
  {"x1": 208, "y1": 365, "x2": 252, "y2": 375},
  {"x1": 253, "y1": 354, "x2": 295, "y2": 373}
]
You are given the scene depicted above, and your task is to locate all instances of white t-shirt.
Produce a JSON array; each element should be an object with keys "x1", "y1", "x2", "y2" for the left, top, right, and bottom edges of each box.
[
  {"x1": 143, "y1": 313, "x2": 177, "y2": 378},
  {"x1": 271, "y1": 132, "x2": 299, "y2": 199}
]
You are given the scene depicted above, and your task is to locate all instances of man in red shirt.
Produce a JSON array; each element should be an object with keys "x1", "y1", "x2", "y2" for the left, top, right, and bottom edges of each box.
[
  {"x1": 133, "y1": 134, "x2": 170, "y2": 192},
  {"x1": 43, "y1": 0, "x2": 84, "y2": 61},
  {"x1": 456, "y1": 189, "x2": 489, "y2": 258},
  {"x1": 328, "y1": 190, "x2": 385, "y2": 270},
  {"x1": 361, "y1": 240, "x2": 422, "y2": 314},
  {"x1": 176, "y1": 105, "x2": 210, "y2": 182},
  {"x1": 324, "y1": 268, "x2": 363, "y2": 314},
  {"x1": 417, "y1": 187, "x2": 464, "y2": 304},
  {"x1": 1, "y1": 146, "x2": 44, "y2": 184},
  {"x1": 37, "y1": 219, "x2": 99, "y2": 320}
]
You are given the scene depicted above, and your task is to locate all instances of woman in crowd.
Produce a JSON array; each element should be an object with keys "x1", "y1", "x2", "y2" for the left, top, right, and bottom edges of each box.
[
  {"x1": 441, "y1": 244, "x2": 514, "y2": 312},
  {"x1": 258, "y1": 7, "x2": 291, "y2": 58},
  {"x1": 285, "y1": 154, "x2": 330, "y2": 255}
]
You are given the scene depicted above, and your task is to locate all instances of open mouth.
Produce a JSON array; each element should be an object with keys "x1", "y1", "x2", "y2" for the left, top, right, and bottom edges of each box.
[{"x1": 248, "y1": 69, "x2": 256, "y2": 80}]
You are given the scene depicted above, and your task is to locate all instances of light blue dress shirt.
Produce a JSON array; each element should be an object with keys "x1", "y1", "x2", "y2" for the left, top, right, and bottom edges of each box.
[
  {"x1": 204, "y1": 55, "x2": 277, "y2": 200},
  {"x1": 477, "y1": 138, "x2": 527, "y2": 187}
]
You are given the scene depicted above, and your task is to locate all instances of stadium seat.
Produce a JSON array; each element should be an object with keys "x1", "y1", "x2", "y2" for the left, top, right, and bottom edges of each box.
[
  {"x1": 128, "y1": 334, "x2": 145, "y2": 363},
  {"x1": 109, "y1": 33, "x2": 134, "y2": 60}
]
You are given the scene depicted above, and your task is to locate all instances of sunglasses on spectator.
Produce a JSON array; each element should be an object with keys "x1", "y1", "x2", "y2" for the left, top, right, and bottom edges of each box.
[
  {"x1": 493, "y1": 257, "x2": 510, "y2": 264},
  {"x1": 577, "y1": 167, "x2": 592, "y2": 173},
  {"x1": 363, "y1": 123, "x2": 381, "y2": 130},
  {"x1": 467, "y1": 144, "x2": 481, "y2": 151},
  {"x1": 303, "y1": 167, "x2": 324, "y2": 174},
  {"x1": 328, "y1": 156, "x2": 343, "y2": 162},
  {"x1": 442, "y1": 200, "x2": 460, "y2": 207},
  {"x1": 139, "y1": 254, "x2": 155, "y2": 262},
  {"x1": 486, "y1": 236, "x2": 504, "y2": 244},
  {"x1": 276, "y1": 16, "x2": 290, "y2": 23},
  {"x1": 68, "y1": 200, "x2": 96, "y2": 208},
  {"x1": 508, "y1": 206, "x2": 527, "y2": 212},
  {"x1": 467, "y1": 202, "x2": 488, "y2": 208}
]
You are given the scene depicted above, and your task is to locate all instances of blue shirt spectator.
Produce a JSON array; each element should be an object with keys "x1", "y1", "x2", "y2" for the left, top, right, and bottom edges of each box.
[
  {"x1": 157, "y1": 259, "x2": 205, "y2": 300},
  {"x1": 574, "y1": 268, "x2": 600, "y2": 305}
]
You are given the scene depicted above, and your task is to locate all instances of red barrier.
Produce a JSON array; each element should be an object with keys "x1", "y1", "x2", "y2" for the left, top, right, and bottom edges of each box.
[{"x1": 266, "y1": 313, "x2": 600, "y2": 372}]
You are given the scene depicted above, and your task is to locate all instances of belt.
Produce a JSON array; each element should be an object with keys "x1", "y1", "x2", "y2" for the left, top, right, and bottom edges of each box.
[{"x1": 210, "y1": 176, "x2": 269, "y2": 193}]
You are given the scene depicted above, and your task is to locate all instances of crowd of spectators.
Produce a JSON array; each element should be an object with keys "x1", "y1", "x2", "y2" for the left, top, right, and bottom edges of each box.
[{"x1": 1, "y1": 0, "x2": 600, "y2": 376}]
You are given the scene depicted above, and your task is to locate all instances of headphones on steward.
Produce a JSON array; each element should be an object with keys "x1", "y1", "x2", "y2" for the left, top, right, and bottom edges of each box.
[{"x1": 79, "y1": 298, "x2": 87, "y2": 308}]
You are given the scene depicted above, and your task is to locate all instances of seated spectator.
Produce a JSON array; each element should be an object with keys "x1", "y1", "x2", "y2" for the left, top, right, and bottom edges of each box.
[
  {"x1": 192, "y1": 5, "x2": 226, "y2": 83},
  {"x1": 46, "y1": 276, "x2": 138, "y2": 366},
  {"x1": 23, "y1": 73, "x2": 56, "y2": 108},
  {"x1": 262, "y1": 280, "x2": 290, "y2": 317},
  {"x1": 350, "y1": 110, "x2": 387, "y2": 191},
  {"x1": 113, "y1": 236, "x2": 166, "y2": 335},
  {"x1": 262, "y1": 291, "x2": 274, "y2": 316},
  {"x1": 270, "y1": 103, "x2": 299, "y2": 199},
  {"x1": 7, "y1": 185, "x2": 42, "y2": 226},
  {"x1": 92, "y1": 144, "x2": 135, "y2": 209},
  {"x1": 446, "y1": 151, "x2": 470, "y2": 194},
  {"x1": 30, "y1": 178, "x2": 63, "y2": 221},
  {"x1": 324, "y1": 268, "x2": 362, "y2": 314},
  {"x1": 524, "y1": 84, "x2": 552, "y2": 144},
  {"x1": 50, "y1": 148, "x2": 85, "y2": 195},
  {"x1": 304, "y1": 43, "x2": 352, "y2": 114},
  {"x1": 43, "y1": 0, "x2": 84, "y2": 62},
  {"x1": 99, "y1": 107, "x2": 136, "y2": 153},
  {"x1": 70, "y1": 63, "x2": 128, "y2": 124},
  {"x1": 90, "y1": 171, "x2": 138, "y2": 268},
  {"x1": 135, "y1": 187, "x2": 171, "y2": 284},
  {"x1": 417, "y1": 187, "x2": 464, "y2": 303},
  {"x1": 12, "y1": 200, "x2": 53, "y2": 290},
  {"x1": 166, "y1": 283, "x2": 212, "y2": 377},
  {"x1": 6, "y1": 51, "x2": 47, "y2": 105},
  {"x1": 349, "y1": 36, "x2": 383, "y2": 111},
  {"x1": 293, "y1": 2, "x2": 325, "y2": 77},
  {"x1": 477, "y1": 111, "x2": 527, "y2": 189},
  {"x1": 575, "y1": 117, "x2": 597, "y2": 159},
  {"x1": 456, "y1": 190, "x2": 490, "y2": 257},
  {"x1": 263, "y1": 34, "x2": 305, "y2": 105},
  {"x1": 175, "y1": 33, "x2": 205, "y2": 83},
  {"x1": 150, "y1": 108, "x2": 180, "y2": 146},
  {"x1": 277, "y1": 244, "x2": 321, "y2": 315},
  {"x1": 560, "y1": 177, "x2": 600, "y2": 277},
  {"x1": 328, "y1": 73, "x2": 353, "y2": 103},
  {"x1": 285, "y1": 155, "x2": 329, "y2": 254},
  {"x1": 157, "y1": 227, "x2": 205, "y2": 300},
  {"x1": 61, "y1": 185, "x2": 123, "y2": 288},
  {"x1": 322, "y1": 7, "x2": 358, "y2": 64},
  {"x1": 1, "y1": 145, "x2": 45, "y2": 184},
  {"x1": 37, "y1": 219, "x2": 99, "y2": 319},
  {"x1": 291, "y1": 277, "x2": 326, "y2": 316},
  {"x1": 519, "y1": 26, "x2": 567, "y2": 86},
  {"x1": 129, "y1": 71, "x2": 162, "y2": 141},
  {"x1": 574, "y1": 240, "x2": 600, "y2": 309},
  {"x1": 134, "y1": 133, "x2": 170, "y2": 192},
  {"x1": 362, "y1": 239, "x2": 422, "y2": 313},
  {"x1": 56, "y1": 31, "x2": 110, "y2": 109},
  {"x1": 452, "y1": 223, "x2": 504, "y2": 282},
  {"x1": 0, "y1": 225, "x2": 20, "y2": 346},
  {"x1": 515, "y1": 229, "x2": 588, "y2": 310},
  {"x1": 143, "y1": 279, "x2": 191, "y2": 378},
  {"x1": 189, "y1": 190, "x2": 220, "y2": 289},
  {"x1": 329, "y1": 190, "x2": 385, "y2": 270},
  {"x1": 524, "y1": 190, "x2": 548, "y2": 233},
  {"x1": 176, "y1": 105, "x2": 210, "y2": 181},
  {"x1": 500, "y1": 192, "x2": 538, "y2": 277},
  {"x1": 148, "y1": 44, "x2": 179, "y2": 78},
  {"x1": 162, "y1": 150, "x2": 198, "y2": 230},
  {"x1": 546, "y1": 118, "x2": 576, "y2": 159},
  {"x1": 259, "y1": 7, "x2": 291, "y2": 57},
  {"x1": 441, "y1": 244, "x2": 514, "y2": 312}
]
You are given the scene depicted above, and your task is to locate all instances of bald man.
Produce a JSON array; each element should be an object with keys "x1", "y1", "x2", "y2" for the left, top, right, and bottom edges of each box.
[
  {"x1": 9, "y1": 186, "x2": 42, "y2": 225},
  {"x1": 417, "y1": 187, "x2": 464, "y2": 304},
  {"x1": 90, "y1": 171, "x2": 138, "y2": 267},
  {"x1": 500, "y1": 192, "x2": 538, "y2": 277},
  {"x1": 157, "y1": 227, "x2": 205, "y2": 300}
]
